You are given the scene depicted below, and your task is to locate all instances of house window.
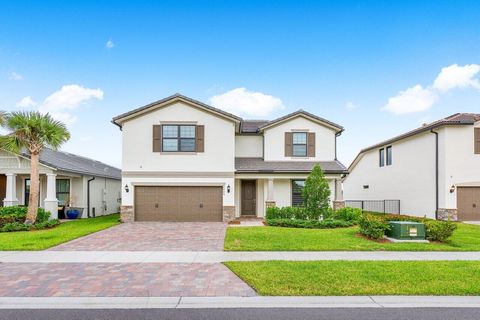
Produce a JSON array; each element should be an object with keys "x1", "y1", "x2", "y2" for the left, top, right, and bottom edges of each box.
[
  {"x1": 24, "y1": 179, "x2": 31, "y2": 206},
  {"x1": 292, "y1": 132, "x2": 307, "y2": 157},
  {"x1": 379, "y1": 148, "x2": 385, "y2": 167},
  {"x1": 386, "y1": 146, "x2": 392, "y2": 166},
  {"x1": 292, "y1": 180, "x2": 305, "y2": 207},
  {"x1": 162, "y1": 125, "x2": 196, "y2": 152},
  {"x1": 56, "y1": 179, "x2": 70, "y2": 206}
]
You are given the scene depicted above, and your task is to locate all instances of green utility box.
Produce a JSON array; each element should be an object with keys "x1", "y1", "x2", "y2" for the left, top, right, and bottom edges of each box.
[{"x1": 387, "y1": 221, "x2": 426, "y2": 240}]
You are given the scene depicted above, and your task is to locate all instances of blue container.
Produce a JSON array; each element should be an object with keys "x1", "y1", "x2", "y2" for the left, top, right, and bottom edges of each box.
[{"x1": 66, "y1": 209, "x2": 80, "y2": 220}]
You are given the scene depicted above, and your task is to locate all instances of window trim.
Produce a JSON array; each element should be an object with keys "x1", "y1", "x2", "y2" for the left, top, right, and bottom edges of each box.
[
  {"x1": 291, "y1": 179, "x2": 306, "y2": 207},
  {"x1": 379, "y1": 148, "x2": 385, "y2": 167},
  {"x1": 386, "y1": 145, "x2": 392, "y2": 166},
  {"x1": 292, "y1": 132, "x2": 308, "y2": 157},
  {"x1": 161, "y1": 124, "x2": 197, "y2": 153}
]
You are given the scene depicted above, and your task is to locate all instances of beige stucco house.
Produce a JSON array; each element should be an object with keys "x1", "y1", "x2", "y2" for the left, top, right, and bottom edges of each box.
[
  {"x1": 343, "y1": 113, "x2": 480, "y2": 221},
  {"x1": 0, "y1": 148, "x2": 121, "y2": 219},
  {"x1": 112, "y1": 93, "x2": 347, "y2": 222}
]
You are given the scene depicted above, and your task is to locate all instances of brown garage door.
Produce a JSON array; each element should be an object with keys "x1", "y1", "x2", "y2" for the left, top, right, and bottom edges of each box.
[
  {"x1": 457, "y1": 187, "x2": 480, "y2": 221},
  {"x1": 134, "y1": 186, "x2": 223, "y2": 222}
]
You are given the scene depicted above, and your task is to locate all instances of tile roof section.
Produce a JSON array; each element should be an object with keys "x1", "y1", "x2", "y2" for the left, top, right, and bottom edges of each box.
[
  {"x1": 235, "y1": 157, "x2": 348, "y2": 174},
  {"x1": 240, "y1": 120, "x2": 269, "y2": 133},
  {"x1": 258, "y1": 109, "x2": 344, "y2": 132},
  {"x1": 21, "y1": 148, "x2": 121, "y2": 180},
  {"x1": 359, "y1": 113, "x2": 480, "y2": 153},
  {"x1": 112, "y1": 93, "x2": 242, "y2": 126}
]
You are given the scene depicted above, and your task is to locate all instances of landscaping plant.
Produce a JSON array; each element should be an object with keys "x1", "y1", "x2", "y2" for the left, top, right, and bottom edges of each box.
[
  {"x1": 0, "y1": 111, "x2": 70, "y2": 224},
  {"x1": 358, "y1": 213, "x2": 390, "y2": 239},
  {"x1": 302, "y1": 164, "x2": 331, "y2": 219},
  {"x1": 424, "y1": 220, "x2": 457, "y2": 242},
  {"x1": 266, "y1": 218, "x2": 355, "y2": 229},
  {"x1": 334, "y1": 207, "x2": 362, "y2": 222}
]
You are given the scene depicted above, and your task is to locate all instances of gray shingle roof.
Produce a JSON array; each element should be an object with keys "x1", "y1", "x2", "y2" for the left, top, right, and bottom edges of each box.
[
  {"x1": 258, "y1": 109, "x2": 344, "y2": 133},
  {"x1": 240, "y1": 120, "x2": 269, "y2": 133},
  {"x1": 235, "y1": 157, "x2": 347, "y2": 174},
  {"x1": 21, "y1": 148, "x2": 121, "y2": 180}
]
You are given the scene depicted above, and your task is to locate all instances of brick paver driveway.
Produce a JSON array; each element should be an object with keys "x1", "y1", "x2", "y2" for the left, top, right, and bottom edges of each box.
[
  {"x1": 51, "y1": 222, "x2": 227, "y2": 251},
  {"x1": 0, "y1": 263, "x2": 255, "y2": 297}
]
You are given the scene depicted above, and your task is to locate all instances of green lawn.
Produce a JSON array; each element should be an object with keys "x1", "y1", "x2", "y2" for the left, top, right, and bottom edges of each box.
[
  {"x1": 225, "y1": 223, "x2": 480, "y2": 251},
  {"x1": 225, "y1": 260, "x2": 480, "y2": 296},
  {"x1": 0, "y1": 214, "x2": 120, "y2": 251}
]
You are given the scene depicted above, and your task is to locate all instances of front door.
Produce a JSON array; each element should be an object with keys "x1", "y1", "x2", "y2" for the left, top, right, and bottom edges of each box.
[{"x1": 241, "y1": 180, "x2": 256, "y2": 216}]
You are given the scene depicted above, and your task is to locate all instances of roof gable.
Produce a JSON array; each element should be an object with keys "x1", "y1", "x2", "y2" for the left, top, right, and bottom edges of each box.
[
  {"x1": 258, "y1": 110, "x2": 344, "y2": 133},
  {"x1": 112, "y1": 93, "x2": 242, "y2": 128}
]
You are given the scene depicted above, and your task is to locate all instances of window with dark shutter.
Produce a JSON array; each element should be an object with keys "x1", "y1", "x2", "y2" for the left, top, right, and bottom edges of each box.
[
  {"x1": 162, "y1": 125, "x2": 196, "y2": 152},
  {"x1": 285, "y1": 132, "x2": 293, "y2": 156},
  {"x1": 292, "y1": 180, "x2": 305, "y2": 207},
  {"x1": 379, "y1": 148, "x2": 385, "y2": 167},
  {"x1": 386, "y1": 146, "x2": 392, "y2": 165},
  {"x1": 307, "y1": 132, "x2": 315, "y2": 157},
  {"x1": 153, "y1": 125, "x2": 161, "y2": 152}
]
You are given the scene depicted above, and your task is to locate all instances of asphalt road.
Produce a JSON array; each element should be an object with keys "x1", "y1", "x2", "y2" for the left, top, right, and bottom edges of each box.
[{"x1": 1, "y1": 308, "x2": 480, "y2": 320}]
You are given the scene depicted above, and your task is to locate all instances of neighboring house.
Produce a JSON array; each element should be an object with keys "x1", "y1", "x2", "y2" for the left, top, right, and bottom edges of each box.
[
  {"x1": 112, "y1": 93, "x2": 347, "y2": 222},
  {"x1": 343, "y1": 113, "x2": 480, "y2": 221},
  {"x1": 0, "y1": 148, "x2": 122, "y2": 219}
]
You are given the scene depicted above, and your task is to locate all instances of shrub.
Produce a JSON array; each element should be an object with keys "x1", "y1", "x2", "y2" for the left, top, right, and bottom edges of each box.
[
  {"x1": 0, "y1": 206, "x2": 51, "y2": 223},
  {"x1": 0, "y1": 214, "x2": 24, "y2": 228},
  {"x1": 358, "y1": 213, "x2": 390, "y2": 239},
  {"x1": 424, "y1": 220, "x2": 457, "y2": 242},
  {"x1": 1, "y1": 222, "x2": 30, "y2": 232},
  {"x1": 334, "y1": 207, "x2": 362, "y2": 222},
  {"x1": 266, "y1": 218, "x2": 355, "y2": 229},
  {"x1": 266, "y1": 206, "x2": 331, "y2": 220},
  {"x1": 302, "y1": 165, "x2": 331, "y2": 218},
  {"x1": 0, "y1": 219, "x2": 59, "y2": 232}
]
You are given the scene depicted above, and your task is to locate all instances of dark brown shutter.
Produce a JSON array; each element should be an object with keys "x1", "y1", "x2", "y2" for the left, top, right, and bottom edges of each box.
[
  {"x1": 307, "y1": 132, "x2": 316, "y2": 157},
  {"x1": 475, "y1": 128, "x2": 480, "y2": 154},
  {"x1": 196, "y1": 125, "x2": 204, "y2": 152},
  {"x1": 153, "y1": 125, "x2": 161, "y2": 152},
  {"x1": 285, "y1": 132, "x2": 293, "y2": 157}
]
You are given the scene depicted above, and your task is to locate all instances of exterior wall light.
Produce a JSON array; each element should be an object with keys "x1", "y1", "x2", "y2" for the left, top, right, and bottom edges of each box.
[
  {"x1": 125, "y1": 184, "x2": 130, "y2": 193},
  {"x1": 449, "y1": 185, "x2": 455, "y2": 193},
  {"x1": 227, "y1": 185, "x2": 231, "y2": 193}
]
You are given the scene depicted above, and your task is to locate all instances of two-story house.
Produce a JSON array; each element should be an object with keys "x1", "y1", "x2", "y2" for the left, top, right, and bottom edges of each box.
[
  {"x1": 112, "y1": 93, "x2": 347, "y2": 222},
  {"x1": 343, "y1": 113, "x2": 480, "y2": 221}
]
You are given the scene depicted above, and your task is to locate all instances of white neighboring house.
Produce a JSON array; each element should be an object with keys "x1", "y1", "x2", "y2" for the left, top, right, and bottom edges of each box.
[
  {"x1": 0, "y1": 148, "x2": 122, "y2": 219},
  {"x1": 112, "y1": 93, "x2": 347, "y2": 222},
  {"x1": 343, "y1": 113, "x2": 480, "y2": 221}
]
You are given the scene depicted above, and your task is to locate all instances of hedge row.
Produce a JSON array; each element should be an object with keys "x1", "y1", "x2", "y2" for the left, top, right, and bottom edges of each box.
[
  {"x1": 0, "y1": 206, "x2": 58, "y2": 232},
  {"x1": 266, "y1": 218, "x2": 356, "y2": 229}
]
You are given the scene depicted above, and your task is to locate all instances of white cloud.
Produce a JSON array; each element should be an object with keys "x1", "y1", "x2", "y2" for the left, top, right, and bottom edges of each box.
[
  {"x1": 345, "y1": 101, "x2": 358, "y2": 110},
  {"x1": 433, "y1": 64, "x2": 480, "y2": 92},
  {"x1": 36, "y1": 84, "x2": 103, "y2": 124},
  {"x1": 209, "y1": 87, "x2": 284, "y2": 117},
  {"x1": 9, "y1": 72, "x2": 23, "y2": 81},
  {"x1": 382, "y1": 85, "x2": 438, "y2": 115},
  {"x1": 16, "y1": 96, "x2": 37, "y2": 108},
  {"x1": 105, "y1": 39, "x2": 114, "y2": 49}
]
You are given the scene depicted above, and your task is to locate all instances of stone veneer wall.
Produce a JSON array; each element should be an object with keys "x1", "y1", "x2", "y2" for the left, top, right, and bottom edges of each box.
[
  {"x1": 223, "y1": 206, "x2": 236, "y2": 222},
  {"x1": 120, "y1": 205, "x2": 134, "y2": 222},
  {"x1": 333, "y1": 200, "x2": 346, "y2": 211},
  {"x1": 437, "y1": 208, "x2": 458, "y2": 221}
]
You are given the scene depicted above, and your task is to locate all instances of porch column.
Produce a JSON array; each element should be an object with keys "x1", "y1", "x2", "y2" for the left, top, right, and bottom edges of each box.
[
  {"x1": 44, "y1": 173, "x2": 58, "y2": 219},
  {"x1": 265, "y1": 178, "x2": 276, "y2": 208},
  {"x1": 3, "y1": 173, "x2": 18, "y2": 206},
  {"x1": 333, "y1": 178, "x2": 345, "y2": 211}
]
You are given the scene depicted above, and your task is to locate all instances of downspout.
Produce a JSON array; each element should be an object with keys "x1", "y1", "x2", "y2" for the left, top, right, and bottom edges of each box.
[
  {"x1": 87, "y1": 176, "x2": 95, "y2": 218},
  {"x1": 335, "y1": 131, "x2": 343, "y2": 161},
  {"x1": 430, "y1": 129, "x2": 439, "y2": 219}
]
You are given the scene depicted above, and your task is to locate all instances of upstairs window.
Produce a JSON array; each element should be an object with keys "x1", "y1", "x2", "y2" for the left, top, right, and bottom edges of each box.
[
  {"x1": 292, "y1": 132, "x2": 307, "y2": 157},
  {"x1": 162, "y1": 125, "x2": 196, "y2": 152},
  {"x1": 292, "y1": 180, "x2": 305, "y2": 207},
  {"x1": 379, "y1": 148, "x2": 385, "y2": 167},
  {"x1": 386, "y1": 146, "x2": 392, "y2": 166}
]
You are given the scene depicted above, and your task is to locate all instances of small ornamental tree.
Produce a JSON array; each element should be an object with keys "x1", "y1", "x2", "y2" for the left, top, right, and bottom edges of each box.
[{"x1": 302, "y1": 164, "x2": 331, "y2": 218}]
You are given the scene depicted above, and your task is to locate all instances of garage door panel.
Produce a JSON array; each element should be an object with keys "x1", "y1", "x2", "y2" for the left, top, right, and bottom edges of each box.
[
  {"x1": 135, "y1": 186, "x2": 222, "y2": 222},
  {"x1": 457, "y1": 187, "x2": 480, "y2": 221}
]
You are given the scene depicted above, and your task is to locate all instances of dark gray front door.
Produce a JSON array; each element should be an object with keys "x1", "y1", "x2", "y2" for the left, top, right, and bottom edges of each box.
[{"x1": 241, "y1": 180, "x2": 256, "y2": 216}]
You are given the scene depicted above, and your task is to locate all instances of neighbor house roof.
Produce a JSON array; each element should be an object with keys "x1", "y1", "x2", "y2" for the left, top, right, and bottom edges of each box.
[
  {"x1": 112, "y1": 93, "x2": 242, "y2": 127},
  {"x1": 348, "y1": 112, "x2": 480, "y2": 171},
  {"x1": 235, "y1": 157, "x2": 348, "y2": 174},
  {"x1": 21, "y1": 148, "x2": 121, "y2": 180}
]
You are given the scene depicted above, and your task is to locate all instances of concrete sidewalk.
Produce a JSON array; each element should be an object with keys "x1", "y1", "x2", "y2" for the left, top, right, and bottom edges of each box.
[
  {"x1": 0, "y1": 250, "x2": 479, "y2": 263},
  {"x1": 1, "y1": 296, "x2": 480, "y2": 309}
]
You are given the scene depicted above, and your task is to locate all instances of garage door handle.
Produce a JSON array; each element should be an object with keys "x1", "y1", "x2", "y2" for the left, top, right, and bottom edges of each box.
[
  {"x1": 474, "y1": 204, "x2": 477, "y2": 208},
  {"x1": 199, "y1": 203, "x2": 203, "y2": 208},
  {"x1": 155, "y1": 203, "x2": 159, "y2": 208}
]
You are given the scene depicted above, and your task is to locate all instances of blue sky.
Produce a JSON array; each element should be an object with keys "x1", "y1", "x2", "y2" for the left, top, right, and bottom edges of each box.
[{"x1": 1, "y1": 0, "x2": 479, "y2": 167}]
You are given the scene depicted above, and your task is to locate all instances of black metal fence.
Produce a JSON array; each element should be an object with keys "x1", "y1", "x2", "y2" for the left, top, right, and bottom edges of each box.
[{"x1": 345, "y1": 200, "x2": 400, "y2": 214}]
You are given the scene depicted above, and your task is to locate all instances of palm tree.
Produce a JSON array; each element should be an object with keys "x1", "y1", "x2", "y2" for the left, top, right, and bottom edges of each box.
[{"x1": 0, "y1": 112, "x2": 70, "y2": 224}]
